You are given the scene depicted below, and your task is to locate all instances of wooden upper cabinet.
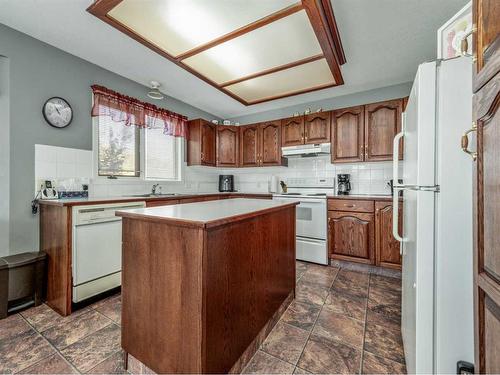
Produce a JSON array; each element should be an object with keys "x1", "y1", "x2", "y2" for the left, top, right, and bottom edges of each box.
[
  {"x1": 260, "y1": 121, "x2": 282, "y2": 166},
  {"x1": 331, "y1": 106, "x2": 364, "y2": 163},
  {"x1": 364, "y1": 99, "x2": 403, "y2": 161},
  {"x1": 240, "y1": 124, "x2": 260, "y2": 167},
  {"x1": 375, "y1": 201, "x2": 402, "y2": 270},
  {"x1": 201, "y1": 122, "x2": 216, "y2": 166},
  {"x1": 304, "y1": 112, "x2": 331, "y2": 144},
  {"x1": 281, "y1": 116, "x2": 305, "y2": 147},
  {"x1": 216, "y1": 126, "x2": 239, "y2": 167},
  {"x1": 328, "y1": 211, "x2": 375, "y2": 264},
  {"x1": 187, "y1": 119, "x2": 216, "y2": 166},
  {"x1": 473, "y1": 0, "x2": 500, "y2": 91}
]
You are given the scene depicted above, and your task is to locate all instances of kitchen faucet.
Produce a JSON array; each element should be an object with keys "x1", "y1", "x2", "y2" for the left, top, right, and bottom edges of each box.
[{"x1": 151, "y1": 183, "x2": 161, "y2": 195}]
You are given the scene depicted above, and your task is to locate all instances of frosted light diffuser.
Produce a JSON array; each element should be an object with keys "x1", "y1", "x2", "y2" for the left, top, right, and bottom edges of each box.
[
  {"x1": 89, "y1": 0, "x2": 346, "y2": 105},
  {"x1": 225, "y1": 58, "x2": 335, "y2": 103},
  {"x1": 108, "y1": 0, "x2": 297, "y2": 56},
  {"x1": 183, "y1": 10, "x2": 321, "y2": 84}
]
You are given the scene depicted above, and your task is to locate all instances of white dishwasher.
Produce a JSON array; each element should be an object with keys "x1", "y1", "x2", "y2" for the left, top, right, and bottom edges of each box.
[{"x1": 72, "y1": 201, "x2": 145, "y2": 302}]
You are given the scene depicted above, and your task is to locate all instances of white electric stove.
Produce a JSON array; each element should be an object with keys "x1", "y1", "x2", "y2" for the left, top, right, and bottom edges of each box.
[{"x1": 272, "y1": 178, "x2": 334, "y2": 265}]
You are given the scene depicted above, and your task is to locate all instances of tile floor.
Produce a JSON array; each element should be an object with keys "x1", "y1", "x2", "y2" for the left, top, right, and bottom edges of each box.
[{"x1": 0, "y1": 262, "x2": 405, "y2": 374}]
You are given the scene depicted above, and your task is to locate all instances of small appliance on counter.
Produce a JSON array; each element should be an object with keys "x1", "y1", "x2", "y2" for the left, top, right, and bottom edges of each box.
[
  {"x1": 337, "y1": 174, "x2": 351, "y2": 195},
  {"x1": 218, "y1": 175, "x2": 235, "y2": 192}
]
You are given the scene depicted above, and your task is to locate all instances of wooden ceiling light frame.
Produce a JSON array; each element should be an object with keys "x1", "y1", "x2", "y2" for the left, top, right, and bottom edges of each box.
[{"x1": 87, "y1": 0, "x2": 346, "y2": 106}]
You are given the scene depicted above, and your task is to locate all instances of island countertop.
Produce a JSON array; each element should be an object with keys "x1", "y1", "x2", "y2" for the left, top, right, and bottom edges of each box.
[{"x1": 115, "y1": 198, "x2": 298, "y2": 228}]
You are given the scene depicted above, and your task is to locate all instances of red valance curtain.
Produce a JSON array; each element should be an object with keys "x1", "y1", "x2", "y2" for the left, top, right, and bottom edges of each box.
[{"x1": 90, "y1": 85, "x2": 188, "y2": 138}]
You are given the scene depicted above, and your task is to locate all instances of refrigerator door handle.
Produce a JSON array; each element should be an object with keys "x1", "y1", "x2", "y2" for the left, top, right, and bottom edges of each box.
[
  {"x1": 392, "y1": 129, "x2": 405, "y2": 244},
  {"x1": 392, "y1": 130, "x2": 404, "y2": 185},
  {"x1": 393, "y1": 187, "x2": 405, "y2": 244}
]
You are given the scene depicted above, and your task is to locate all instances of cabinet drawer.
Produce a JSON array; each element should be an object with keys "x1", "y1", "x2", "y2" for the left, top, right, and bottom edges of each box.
[{"x1": 328, "y1": 199, "x2": 374, "y2": 213}]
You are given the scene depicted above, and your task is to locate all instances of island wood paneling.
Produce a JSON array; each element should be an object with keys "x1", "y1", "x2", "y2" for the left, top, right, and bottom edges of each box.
[
  {"x1": 119, "y1": 205, "x2": 296, "y2": 373},
  {"x1": 204, "y1": 207, "x2": 296, "y2": 373},
  {"x1": 121, "y1": 219, "x2": 204, "y2": 373}
]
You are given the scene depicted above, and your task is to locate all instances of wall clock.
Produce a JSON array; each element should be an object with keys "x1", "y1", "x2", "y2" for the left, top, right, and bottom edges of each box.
[{"x1": 42, "y1": 97, "x2": 73, "y2": 128}]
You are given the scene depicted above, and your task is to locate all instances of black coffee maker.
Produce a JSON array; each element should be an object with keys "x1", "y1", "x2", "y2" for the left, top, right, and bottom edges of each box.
[
  {"x1": 219, "y1": 175, "x2": 235, "y2": 192},
  {"x1": 337, "y1": 174, "x2": 351, "y2": 195}
]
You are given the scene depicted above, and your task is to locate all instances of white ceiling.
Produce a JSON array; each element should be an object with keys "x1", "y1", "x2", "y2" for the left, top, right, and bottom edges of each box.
[{"x1": 0, "y1": 0, "x2": 468, "y2": 118}]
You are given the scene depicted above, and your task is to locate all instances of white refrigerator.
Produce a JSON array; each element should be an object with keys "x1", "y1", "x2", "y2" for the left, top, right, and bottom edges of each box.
[{"x1": 392, "y1": 57, "x2": 474, "y2": 374}]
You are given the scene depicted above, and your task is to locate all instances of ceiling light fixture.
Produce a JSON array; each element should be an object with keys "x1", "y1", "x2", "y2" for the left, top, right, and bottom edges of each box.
[{"x1": 147, "y1": 81, "x2": 165, "y2": 100}]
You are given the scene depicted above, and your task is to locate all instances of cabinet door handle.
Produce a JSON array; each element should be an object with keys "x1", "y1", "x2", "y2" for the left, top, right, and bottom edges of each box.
[{"x1": 461, "y1": 122, "x2": 477, "y2": 161}]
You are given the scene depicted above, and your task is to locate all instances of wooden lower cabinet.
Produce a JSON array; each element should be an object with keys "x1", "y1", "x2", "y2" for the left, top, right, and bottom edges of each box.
[
  {"x1": 375, "y1": 201, "x2": 402, "y2": 269},
  {"x1": 328, "y1": 198, "x2": 402, "y2": 269},
  {"x1": 328, "y1": 211, "x2": 375, "y2": 264}
]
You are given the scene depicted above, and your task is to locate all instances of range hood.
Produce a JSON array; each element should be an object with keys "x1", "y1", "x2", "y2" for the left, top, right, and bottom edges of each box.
[{"x1": 281, "y1": 143, "x2": 331, "y2": 158}]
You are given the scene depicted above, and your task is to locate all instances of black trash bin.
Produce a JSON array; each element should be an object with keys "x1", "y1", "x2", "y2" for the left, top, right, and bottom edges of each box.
[{"x1": 0, "y1": 251, "x2": 47, "y2": 319}]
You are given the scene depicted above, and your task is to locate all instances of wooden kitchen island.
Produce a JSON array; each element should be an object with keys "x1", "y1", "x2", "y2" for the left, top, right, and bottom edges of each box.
[{"x1": 115, "y1": 198, "x2": 298, "y2": 374}]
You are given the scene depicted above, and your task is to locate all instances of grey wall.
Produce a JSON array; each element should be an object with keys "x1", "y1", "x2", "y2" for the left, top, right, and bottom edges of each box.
[
  {"x1": 229, "y1": 82, "x2": 412, "y2": 124},
  {"x1": 0, "y1": 56, "x2": 10, "y2": 257},
  {"x1": 0, "y1": 24, "x2": 218, "y2": 254}
]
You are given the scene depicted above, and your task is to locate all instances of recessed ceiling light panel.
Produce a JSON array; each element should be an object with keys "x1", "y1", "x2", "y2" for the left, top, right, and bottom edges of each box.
[{"x1": 88, "y1": 0, "x2": 346, "y2": 105}]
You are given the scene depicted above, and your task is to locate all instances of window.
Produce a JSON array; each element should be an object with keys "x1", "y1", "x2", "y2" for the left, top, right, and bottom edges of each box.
[
  {"x1": 95, "y1": 115, "x2": 182, "y2": 181},
  {"x1": 145, "y1": 124, "x2": 180, "y2": 180},
  {"x1": 91, "y1": 85, "x2": 187, "y2": 181},
  {"x1": 97, "y1": 115, "x2": 140, "y2": 177}
]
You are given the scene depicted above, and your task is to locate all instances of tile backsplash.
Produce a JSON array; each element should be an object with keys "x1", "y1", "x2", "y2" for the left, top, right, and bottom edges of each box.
[
  {"x1": 34, "y1": 144, "x2": 219, "y2": 197},
  {"x1": 219, "y1": 156, "x2": 399, "y2": 195},
  {"x1": 35, "y1": 145, "x2": 399, "y2": 197}
]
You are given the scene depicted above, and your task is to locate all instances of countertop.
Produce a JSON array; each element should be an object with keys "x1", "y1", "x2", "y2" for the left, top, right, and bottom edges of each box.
[
  {"x1": 115, "y1": 198, "x2": 299, "y2": 229},
  {"x1": 38, "y1": 192, "x2": 272, "y2": 207}
]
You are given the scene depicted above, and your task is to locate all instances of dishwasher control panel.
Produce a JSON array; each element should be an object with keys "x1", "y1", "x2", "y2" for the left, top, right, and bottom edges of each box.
[{"x1": 74, "y1": 201, "x2": 146, "y2": 225}]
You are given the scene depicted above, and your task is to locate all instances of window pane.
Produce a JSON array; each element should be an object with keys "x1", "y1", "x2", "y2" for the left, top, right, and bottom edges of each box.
[
  {"x1": 98, "y1": 116, "x2": 140, "y2": 177},
  {"x1": 145, "y1": 127, "x2": 178, "y2": 180}
]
